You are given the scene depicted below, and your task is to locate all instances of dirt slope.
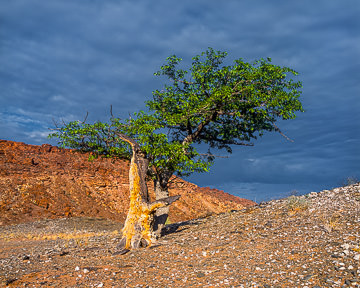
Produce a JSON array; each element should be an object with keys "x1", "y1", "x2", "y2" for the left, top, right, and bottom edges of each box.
[
  {"x1": 0, "y1": 140, "x2": 255, "y2": 226},
  {"x1": 0, "y1": 183, "x2": 359, "y2": 287}
]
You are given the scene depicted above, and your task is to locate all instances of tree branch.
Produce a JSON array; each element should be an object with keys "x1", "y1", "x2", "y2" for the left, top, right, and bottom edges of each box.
[
  {"x1": 150, "y1": 195, "x2": 181, "y2": 208},
  {"x1": 272, "y1": 122, "x2": 294, "y2": 142},
  {"x1": 199, "y1": 153, "x2": 229, "y2": 158},
  {"x1": 82, "y1": 111, "x2": 89, "y2": 124}
]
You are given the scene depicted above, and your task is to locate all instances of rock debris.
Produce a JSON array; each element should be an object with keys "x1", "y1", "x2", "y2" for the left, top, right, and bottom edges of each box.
[{"x1": 0, "y1": 183, "x2": 359, "y2": 287}]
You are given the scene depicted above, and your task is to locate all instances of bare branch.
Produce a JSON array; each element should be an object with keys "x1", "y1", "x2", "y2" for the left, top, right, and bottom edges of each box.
[
  {"x1": 199, "y1": 153, "x2": 229, "y2": 158},
  {"x1": 51, "y1": 118, "x2": 60, "y2": 129},
  {"x1": 272, "y1": 122, "x2": 294, "y2": 142},
  {"x1": 82, "y1": 111, "x2": 89, "y2": 124},
  {"x1": 174, "y1": 78, "x2": 195, "y2": 85},
  {"x1": 110, "y1": 105, "x2": 114, "y2": 118},
  {"x1": 150, "y1": 195, "x2": 181, "y2": 209}
]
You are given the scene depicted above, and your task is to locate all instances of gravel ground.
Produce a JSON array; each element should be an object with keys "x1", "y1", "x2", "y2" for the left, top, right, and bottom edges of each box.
[{"x1": 1, "y1": 183, "x2": 359, "y2": 287}]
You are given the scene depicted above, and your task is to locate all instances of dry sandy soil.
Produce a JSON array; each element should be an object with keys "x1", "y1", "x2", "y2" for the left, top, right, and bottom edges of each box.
[{"x1": 1, "y1": 184, "x2": 359, "y2": 287}]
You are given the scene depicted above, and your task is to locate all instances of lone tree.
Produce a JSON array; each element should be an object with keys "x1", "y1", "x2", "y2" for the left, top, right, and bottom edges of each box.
[{"x1": 50, "y1": 48, "x2": 303, "y2": 252}]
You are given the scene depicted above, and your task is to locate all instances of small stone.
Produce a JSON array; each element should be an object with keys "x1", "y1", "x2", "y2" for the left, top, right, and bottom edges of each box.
[
  {"x1": 75, "y1": 266, "x2": 80, "y2": 271},
  {"x1": 308, "y1": 192, "x2": 318, "y2": 198},
  {"x1": 97, "y1": 283, "x2": 103, "y2": 288},
  {"x1": 59, "y1": 251, "x2": 69, "y2": 256},
  {"x1": 348, "y1": 265, "x2": 354, "y2": 270},
  {"x1": 83, "y1": 268, "x2": 89, "y2": 273},
  {"x1": 112, "y1": 249, "x2": 130, "y2": 255},
  {"x1": 342, "y1": 244, "x2": 350, "y2": 250},
  {"x1": 354, "y1": 254, "x2": 360, "y2": 261},
  {"x1": 5, "y1": 278, "x2": 17, "y2": 286}
]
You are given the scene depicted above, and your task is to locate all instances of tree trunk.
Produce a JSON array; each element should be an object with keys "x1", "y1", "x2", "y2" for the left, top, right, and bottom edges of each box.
[
  {"x1": 115, "y1": 134, "x2": 179, "y2": 254},
  {"x1": 153, "y1": 180, "x2": 170, "y2": 238}
]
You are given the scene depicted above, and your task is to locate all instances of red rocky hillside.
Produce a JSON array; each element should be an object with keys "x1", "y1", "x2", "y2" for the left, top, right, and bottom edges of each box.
[{"x1": 0, "y1": 140, "x2": 255, "y2": 226}]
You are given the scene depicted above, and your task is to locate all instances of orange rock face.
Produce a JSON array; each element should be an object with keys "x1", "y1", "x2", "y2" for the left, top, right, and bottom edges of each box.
[{"x1": 0, "y1": 140, "x2": 255, "y2": 226}]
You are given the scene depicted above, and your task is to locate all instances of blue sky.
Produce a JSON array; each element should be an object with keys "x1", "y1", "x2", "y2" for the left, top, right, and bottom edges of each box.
[{"x1": 1, "y1": 0, "x2": 359, "y2": 201}]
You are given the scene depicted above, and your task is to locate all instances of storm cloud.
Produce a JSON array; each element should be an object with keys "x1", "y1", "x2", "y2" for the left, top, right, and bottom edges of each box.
[{"x1": 1, "y1": 0, "x2": 359, "y2": 201}]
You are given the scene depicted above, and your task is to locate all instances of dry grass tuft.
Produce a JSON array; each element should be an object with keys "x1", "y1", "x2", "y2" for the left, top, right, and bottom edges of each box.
[
  {"x1": 286, "y1": 195, "x2": 310, "y2": 215},
  {"x1": 0, "y1": 229, "x2": 119, "y2": 242}
]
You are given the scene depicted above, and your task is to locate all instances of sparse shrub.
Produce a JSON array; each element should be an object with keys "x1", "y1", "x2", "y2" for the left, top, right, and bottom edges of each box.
[
  {"x1": 290, "y1": 190, "x2": 299, "y2": 196},
  {"x1": 286, "y1": 195, "x2": 309, "y2": 215},
  {"x1": 321, "y1": 212, "x2": 341, "y2": 233},
  {"x1": 342, "y1": 176, "x2": 359, "y2": 186}
]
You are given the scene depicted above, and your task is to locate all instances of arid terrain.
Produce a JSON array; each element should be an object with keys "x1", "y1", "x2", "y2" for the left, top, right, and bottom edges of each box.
[
  {"x1": 0, "y1": 140, "x2": 359, "y2": 287},
  {"x1": 0, "y1": 183, "x2": 359, "y2": 287},
  {"x1": 0, "y1": 140, "x2": 254, "y2": 226}
]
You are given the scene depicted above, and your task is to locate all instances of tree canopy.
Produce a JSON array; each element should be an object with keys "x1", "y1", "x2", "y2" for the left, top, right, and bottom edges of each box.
[{"x1": 50, "y1": 48, "x2": 303, "y2": 185}]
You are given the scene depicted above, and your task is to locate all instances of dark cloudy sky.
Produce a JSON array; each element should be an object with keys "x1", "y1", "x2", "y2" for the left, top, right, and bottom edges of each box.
[{"x1": 1, "y1": 0, "x2": 359, "y2": 201}]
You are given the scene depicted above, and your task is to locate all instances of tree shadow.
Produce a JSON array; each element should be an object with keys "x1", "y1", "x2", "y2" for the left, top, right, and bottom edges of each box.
[{"x1": 161, "y1": 219, "x2": 202, "y2": 237}]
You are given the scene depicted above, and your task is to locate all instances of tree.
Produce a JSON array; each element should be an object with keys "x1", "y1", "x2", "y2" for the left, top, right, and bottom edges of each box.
[
  {"x1": 112, "y1": 133, "x2": 180, "y2": 253},
  {"x1": 50, "y1": 48, "x2": 303, "y2": 252}
]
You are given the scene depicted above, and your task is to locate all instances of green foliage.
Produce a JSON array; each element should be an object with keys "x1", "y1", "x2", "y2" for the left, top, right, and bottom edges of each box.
[
  {"x1": 49, "y1": 47, "x2": 303, "y2": 186},
  {"x1": 48, "y1": 119, "x2": 131, "y2": 160},
  {"x1": 49, "y1": 113, "x2": 211, "y2": 178},
  {"x1": 125, "y1": 111, "x2": 213, "y2": 178},
  {"x1": 149, "y1": 47, "x2": 303, "y2": 153}
]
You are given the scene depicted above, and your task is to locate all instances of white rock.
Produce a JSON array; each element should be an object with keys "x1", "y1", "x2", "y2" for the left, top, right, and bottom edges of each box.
[
  {"x1": 341, "y1": 244, "x2": 350, "y2": 250},
  {"x1": 83, "y1": 268, "x2": 89, "y2": 273},
  {"x1": 308, "y1": 192, "x2": 318, "y2": 198},
  {"x1": 75, "y1": 266, "x2": 80, "y2": 271},
  {"x1": 354, "y1": 254, "x2": 360, "y2": 261},
  {"x1": 97, "y1": 283, "x2": 103, "y2": 288},
  {"x1": 348, "y1": 265, "x2": 354, "y2": 270}
]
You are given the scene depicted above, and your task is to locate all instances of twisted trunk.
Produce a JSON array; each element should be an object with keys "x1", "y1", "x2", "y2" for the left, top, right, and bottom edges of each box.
[
  {"x1": 153, "y1": 180, "x2": 170, "y2": 237},
  {"x1": 115, "y1": 135, "x2": 179, "y2": 254}
]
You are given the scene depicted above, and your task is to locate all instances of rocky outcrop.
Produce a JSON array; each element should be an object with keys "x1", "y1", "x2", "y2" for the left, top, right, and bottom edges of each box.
[{"x1": 0, "y1": 140, "x2": 255, "y2": 226}]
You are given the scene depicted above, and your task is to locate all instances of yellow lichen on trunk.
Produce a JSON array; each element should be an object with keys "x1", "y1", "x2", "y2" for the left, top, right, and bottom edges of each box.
[
  {"x1": 115, "y1": 133, "x2": 179, "y2": 252},
  {"x1": 122, "y1": 159, "x2": 145, "y2": 248},
  {"x1": 121, "y1": 154, "x2": 165, "y2": 249}
]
